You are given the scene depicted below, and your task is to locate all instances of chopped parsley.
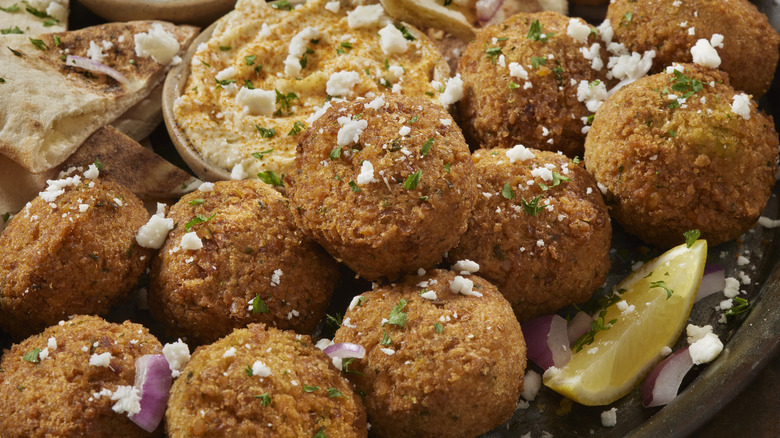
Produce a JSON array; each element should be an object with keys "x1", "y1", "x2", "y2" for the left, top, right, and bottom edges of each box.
[
  {"x1": 444, "y1": 163, "x2": 451, "y2": 172},
  {"x1": 668, "y1": 129, "x2": 677, "y2": 138},
  {"x1": 572, "y1": 309, "x2": 617, "y2": 352},
  {"x1": 0, "y1": 4, "x2": 20, "y2": 12},
  {"x1": 501, "y1": 182, "x2": 515, "y2": 200},
  {"x1": 8, "y1": 46, "x2": 22, "y2": 57},
  {"x1": 219, "y1": 45, "x2": 231, "y2": 51},
  {"x1": 380, "y1": 330, "x2": 392, "y2": 346},
  {"x1": 434, "y1": 322, "x2": 443, "y2": 334},
  {"x1": 288, "y1": 120, "x2": 305, "y2": 136},
  {"x1": 527, "y1": 20, "x2": 552, "y2": 42},
  {"x1": 539, "y1": 172, "x2": 570, "y2": 191},
  {"x1": 23, "y1": 348, "x2": 42, "y2": 363},
  {"x1": 245, "y1": 54, "x2": 257, "y2": 65},
  {"x1": 509, "y1": 81, "x2": 520, "y2": 89},
  {"x1": 93, "y1": 158, "x2": 104, "y2": 170},
  {"x1": 251, "y1": 148, "x2": 275, "y2": 159},
  {"x1": 683, "y1": 229, "x2": 700, "y2": 247},
  {"x1": 244, "y1": 80, "x2": 254, "y2": 89},
  {"x1": 313, "y1": 427, "x2": 328, "y2": 438},
  {"x1": 53, "y1": 35, "x2": 60, "y2": 46},
  {"x1": 255, "y1": 126, "x2": 276, "y2": 138},
  {"x1": 329, "y1": 145, "x2": 342, "y2": 160},
  {"x1": 187, "y1": 198, "x2": 205, "y2": 206},
  {"x1": 252, "y1": 295, "x2": 270, "y2": 314},
  {"x1": 245, "y1": 366, "x2": 254, "y2": 376},
  {"x1": 184, "y1": 212, "x2": 216, "y2": 232},
  {"x1": 327, "y1": 387, "x2": 344, "y2": 398},
  {"x1": 275, "y1": 89, "x2": 299, "y2": 113},
  {"x1": 384, "y1": 298, "x2": 408, "y2": 327},
  {"x1": 257, "y1": 171, "x2": 284, "y2": 186},
  {"x1": 270, "y1": 0, "x2": 293, "y2": 10},
  {"x1": 215, "y1": 78, "x2": 236, "y2": 86},
  {"x1": 25, "y1": 5, "x2": 57, "y2": 21},
  {"x1": 348, "y1": 181, "x2": 361, "y2": 193},
  {"x1": 396, "y1": 25, "x2": 416, "y2": 41},
  {"x1": 725, "y1": 297, "x2": 750, "y2": 318},
  {"x1": 622, "y1": 12, "x2": 633, "y2": 27},
  {"x1": 341, "y1": 357, "x2": 363, "y2": 375},
  {"x1": 650, "y1": 280, "x2": 674, "y2": 299},
  {"x1": 668, "y1": 69, "x2": 703, "y2": 109},
  {"x1": 303, "y1": 384, "x2": 320, "y2": 393},
  {"x1": 521, "y1": 195, "x2": 544, "y2": 216},
  {"x1": 404, "y1": 171, "x2": 422, "y2": 190},
  {"x1": 1, "y1": 26, "x2": 22, "y2": 34},
  {"x1": 531, "y1": 56, "x2": 547, "y2": 69},
  {"x1": 485, "y1": 46, "x2": 502, "y2": 63},
  {"x1": 254, "y1": 392, "x2": 272, "y2": 406},
  {"x1": 408, "y1": 115, "x2": 419, "y2": 123},
  {"x1": 420, "y1": 138, "x2": 434, "y2": 157}
]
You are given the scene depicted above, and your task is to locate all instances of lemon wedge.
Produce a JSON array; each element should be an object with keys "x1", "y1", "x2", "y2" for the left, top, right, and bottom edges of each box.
[{"x1": 543, "y1": 240, "x2": 707, "y2": 406}]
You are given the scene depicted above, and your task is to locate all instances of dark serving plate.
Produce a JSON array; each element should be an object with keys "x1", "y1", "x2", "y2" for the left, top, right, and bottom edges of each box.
[{"x1": 1, "y1": 1, "x2": 778, "y2": 437}]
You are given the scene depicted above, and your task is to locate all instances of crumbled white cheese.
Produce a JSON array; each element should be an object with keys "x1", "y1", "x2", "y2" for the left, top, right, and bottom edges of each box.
[
  {"x1": 326, "y1": 70, "x2": 361, "y2": 97},
  {"x1": 136, "y1": 207, "x2": 174, "y2": 250},
  {"x1": 690, "y1": 38, "x2": 721, "y2": 68},
  {"x1": 110, "y1": 385, "x2": 142, "y2": 416},
  {"x1": 348, "y1": 295, "x2": 364, "y2": 311},
  {"x1": 398, "y1": 126, "x2": 411, "y2": 136},
  {"x1": 48, "y1": 337, "x2": 57, "y2": 351},
  {"x1": 324, "y1": 1, "x2": 339, "y2": 13},
  {"x1": 452, "y1": 259, "x2": 479, "y2": 275},
  {"x1": 230, "y1": 162, "x2": 248, "y2": 180},
  {"x1": 449, "y1": 275, "x2": 482, "y2": 297},
  {"x1": 730, "y1": 93, "x2": 751, "y2": 120},
  {"x1": 380, "y1": 348, "x2": 395, "y2": 356},
  {"x1": 337, "y1": 116, "x2": 368, "y2": 147},
  {"x1": 378, "y1": 24, "x2": 409, "y2": 55},
  {"x1": 508, "y1": 62, "x2": 528, "y2": 80},
  {"x1": 198, "y1": 182, "x2": 214, "y2": 192},
  {"x1": 236, "y1": 87, "x2": 276, "y2": 116},
  {"x1": 439, "y1": 74, "x2": 464, "y2": 106},
  {"x1": 347, "y1": 4, "x2": 386, "y2": 29},
  {"x1": 270, "y1": 269, "x2": 283, "y2": 286},
  {"x1": 758, "y1": 216, "x2": 780, "y2": 228},
  {"x1": 251, "y1": 360, "x2": 272, "y2": 377},
  {"x1": 215, "y1": 66, "x2": 236, "y2": 81},
  {"x1": 580, "y1": 43, "x2": 603, "y2": 71},
  {"x1": 420, "y1": 290, "x2": 438, "y2": 300},
  {"x1": 284, "y1": 26, "x2": 322, "y2": 77},
  {"x1": 660, "y1": 346, "x2": 673, "y2": 357},
  {"x1": 567, "y1": 19, "x2": 591, "y2": 43},
  {"x1": 39, "y1": 175, "x2": 81, "y2": 203},
  {"x1": 222, "y1": 347, "x2": 237, "y2": 358},
  {"x1": 577, "y1": 80, "x2": 608, "y2": 112},
  {"x1": 689, "y1": 332, "x2": 723, "y2": 364},
  {"x1": 356, "y1": 160, "x2": 378, "y2": 185},
  {"x1": 364, "y1": 95, "x2": 386, "y2": 110},
  {"x1": 710, "y1": 33, "x2": 724, "y2": 48},
  {"x1": 598, "y1": 19, "x2": 613, "y2": 43},
  {"x1": 307, "y1": 101, "x2": 333, "y2": 124},
  {"x1": 87, "y1": 40, "x2": 107, "y2": 63},
  {"x1": 180, "y1": 232, "x2": 203, "y2": 250},
  {"x1": 506, "y1": 144, "x2": 535, "y2": 162},
  {"x1": 134, "y1": 23, "x2": 180, "y2": 65},
  {"x1": 522, "y1": 370, "x2": 542, "y2": 401},
  {"x1": 723, "y1": 277, "x2": 740, "y2": 298},
  {"x1": 163, "y1": 339, "x2": 191, "y2": 378},
  {"x1": 686, "y1": 324, "x2": 713, "y2": 344},
  {"x1": 89, "y1": 352, "x2": 112, "y2": 367},
  {"x1": 601, "y1": 407, "x2": 618, "y2": 427}
]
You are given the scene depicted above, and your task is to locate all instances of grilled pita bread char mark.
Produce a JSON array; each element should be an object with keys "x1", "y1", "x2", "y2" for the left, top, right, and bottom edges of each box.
[
  {"x1": 0, "y1": 125, "x2": 201, "y2": 223},
  {"x1": 0, "y1": 21, "x2": 198, "y2": 174}
]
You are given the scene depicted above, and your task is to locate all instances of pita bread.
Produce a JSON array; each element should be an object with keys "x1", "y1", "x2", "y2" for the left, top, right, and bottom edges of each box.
[
  {"x1": 0, "y1": 125, "x2": 201, "y2": 222},
  {"x1": 0, "y1": 0, "x2": 68, "y2": 34},
  {"x1": 0, "y1": 21, "x2": 198, "y2": 173},
  {"x1": 111, "y1": 83, "x2": 164, "y2": 142}
]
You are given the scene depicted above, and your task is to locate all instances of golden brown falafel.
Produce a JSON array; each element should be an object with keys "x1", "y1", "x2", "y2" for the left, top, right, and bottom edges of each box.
[
  {"x1": 0, "y1": 171, "x2": 152, "y2": 339},
  {"x1": 166, "y1": 324, "x2": 367, "y2": 438},
  {"x1": 448, "y1": 147, "x2": 611, "y2": 321},
  {"x1": 584, "y1": 64, "x2": 779, "y2": 247},
  {"x1": 149, "y1": 180, "x2": 339, "y2": 345},
  {"x1": 0, "y1": 315, "x2": 163, "y2": 438},
  {"x1": 333, "y1": 269, "x2": 526, "y2": 438},
  {"x1": 458, "y1": 11, "x2": 610, "y2": 157},
  {"x1": 287, "y1": 94, "x2": 477, "y2": 280},
  {"x1": 607, "y1": 0, "x2": 780, "y2": 97}
]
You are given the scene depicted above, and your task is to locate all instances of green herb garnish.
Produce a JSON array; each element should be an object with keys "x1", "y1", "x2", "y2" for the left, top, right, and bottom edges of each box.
[
  {"x1": 527, "y1": 20, "x2": 552, "y2": 42},
  {"x1": 270, "y1": 0, "x2": 292, "y2": 10},
  {"x1": 501, "y1": 182, "x2": 515, "y2": 200},
  {"x1": 1, "y1": 26, "x2": 22, "y2": 34},
  {"x1": 434, "y1": 322, "x2": 443, "y2": 334},
  {"x1": 531, "y1": 56, "x2": 547, "y2": 69},
  {"x1": 420, "y1": 138, "x2": 434, "y2": 157},
  {"x1": 572, "y1": 309, "x2": 617, "y2": 352},
  {"x1": 329, "y1": 145, "x2": 341, "y2": 160},
  {"x1": 650, "y1": 280, "x2": 674, "y2": 299},
  {"x1": 683, "y1": 230, "x2": 700, "y2": 248},
  {"x1": 404, "y1": 171, "x2": 422, "y2": 190},
  {"x1": 255, "y1": 392, "x2": 272, "y2": 406},
  {"x1": 327, "y1": 387, "x2": 344, "y2": 398},
  {"x1": 539, "y1": 172, "x2": 571, "y2": 191},
  {"x1": 521, "y1": 195, "x2": 544, "y2": 216},
  {"x1": 380, "y1": 330, "x2": 392, "y2": 346},
  {"x1": 287, "y1": 120, "x2": 305, "y2": 136},
  {"x1": 384, "y1": 298, "x2": 408, "y2": 327},
  {"x1": 185, "y1": 213, "x2": 216, "y2": 232},
  {"x1": 187, "y1": 198, "x2": 205, "y2": 206},
  {"x1": 23, "y1": 348, "x2": 41, "y2": 363},
  {"x1": 257, "y1": 171, "x2": 284, "y2": 186},
  {"x1": 303, "y1": 384, "x2": 320, "y2": 393}
]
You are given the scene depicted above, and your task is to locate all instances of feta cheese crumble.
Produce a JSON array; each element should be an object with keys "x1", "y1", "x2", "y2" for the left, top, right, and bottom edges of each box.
[
  {"x1": 252, "y1": 360, "x2": 272, "y2": 377},
  {"x1": 337, "y1": 116, "x2": 369, "y2": 147},
  {"x1": 356, "y1": 160, "x2": 378, "y2": 185},
  {"x1": 601, "y1": 407, "x2": 618, "y2": 427},
  {"x1": 162, "y1": 339, "x2": 191, "y2": 378},
  {"x1": 236, "y1": 88, "x2": 276, "y2": 116},
  {"x1": 180, "y1": 232, "x2": 203, "y2": 250},
  {"x1": 134, "y1": 23, "x2": 181, "y2": 65},
  {"x1": 730, "y1": 93, "x2": 751, "y2": 120},
  {"x1": 89, "y1": 352, "x2": 112, "y2": 367},
  {"x1": 690, "y1": 38, "x2": 721, "y2": 68},
  {"x1": 326, "y1": 71, "x2": 361, "y2": 97},
  {"x1": 449, "y1": 275, "x2": 483, "y2": 297}
]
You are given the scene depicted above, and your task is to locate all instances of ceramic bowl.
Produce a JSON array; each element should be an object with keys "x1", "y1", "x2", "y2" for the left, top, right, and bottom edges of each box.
[{"x1": 79, "y1": 0, "x2": 236, "y2": 26}]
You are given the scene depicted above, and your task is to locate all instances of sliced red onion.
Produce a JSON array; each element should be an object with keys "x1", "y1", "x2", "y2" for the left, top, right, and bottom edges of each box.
[
  {"x1": 567, "y1": 311, "x2": 593, "y2": 345},
  {"x1": 522, "y1": 314, "x2": 571, "y2": 369},
  {"x1": 641, "y1": 346, "x2": 694, "y2": 408},
  {"x1": 65, "y1": 55, "x2": 129, "y2": 86},
  {"x1": 695, "y1": 264, "x2": 725, "y2": 302},
  {"x1": 476, "y1": 0, "x2": 504, "y2": 24},
  {"x1": 323, "y1": 342, "x2": 366, "y2": 359},
  {"x1": 129, "y1": 354, "x2": 172, "y2": 432}
]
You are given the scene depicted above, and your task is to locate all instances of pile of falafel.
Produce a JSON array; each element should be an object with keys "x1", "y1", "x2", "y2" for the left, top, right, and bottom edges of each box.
[{"x1": 1, "y1": 1, "x2": 778, "y2": 437}]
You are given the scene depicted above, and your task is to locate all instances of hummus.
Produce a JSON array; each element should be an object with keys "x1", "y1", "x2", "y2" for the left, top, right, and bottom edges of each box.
[{"x1": 173, "y1": 0, "x2": 451, "y2": 180}]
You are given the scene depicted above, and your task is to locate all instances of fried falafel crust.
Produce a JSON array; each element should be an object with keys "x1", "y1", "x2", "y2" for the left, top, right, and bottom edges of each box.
[
  {"x1": 166, "y1": 324, "x2": 367, "y2": 438},
  {"x1": 585, "y1": 64, "x2": 779, "y2": 247},
  {"x1": 0, "y1": 315, "x2": 163, "y2": 438},
  {"x1": 457, "y1": 11, "x2": 610, "y2": 157},
  {"x1": 607, "y1": 0, "x2": 780, "y2": 98},
  {"x1": 149, "y1": 180, "x2": 339, "y2": 345},
  {"x1": 333, "y1": 269, "x2": 526, "y2": 438},
  {"x1": 448, "y1": 148, "x2": 611, "y2": 321},
  {"x1": 0, "y1": 176, "x2": 152, "y2": 339},
  {"x1": 287, "y1": 94, "x2": 477, "y2": 280}
]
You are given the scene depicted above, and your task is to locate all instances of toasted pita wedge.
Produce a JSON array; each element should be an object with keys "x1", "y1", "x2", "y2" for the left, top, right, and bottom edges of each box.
[
  {"x1": 0, "y1": 126, "x2": 200, "y2": 224},
  {"x1": 0, "y1": 21, "x2": 198, "y2": 173},
  {"x1": 111, "y1": 83, "x2": 164, "y2": 142},
  {"x1": 0, "y1": 0, "x2": 68, "y2": 34}
]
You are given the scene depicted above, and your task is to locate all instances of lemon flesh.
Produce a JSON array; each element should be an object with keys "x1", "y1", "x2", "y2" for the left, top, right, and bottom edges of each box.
[{"x1": 543, "y1": 240, "x2": 707, "y2": 406}]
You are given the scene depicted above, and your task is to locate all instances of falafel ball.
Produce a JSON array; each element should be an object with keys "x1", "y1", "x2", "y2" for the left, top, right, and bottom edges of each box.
[
  {"x1": 166, "y1": 323, "x2": 367, "y2": 437},
  {"x1": 332, "y1": 269, "x2": 526, "y2": 438},
  {"x1": 0, "y1": 315, "x2": 163, "y2": 438},
  {"x1": 287, "y1": 94, "x2": 477, "y2": 280},
  {"x1": 457, "y1": 11, "x2": 610, "y2": 157},
  {"x1": 149, "y1": 180, "x2": 339, "y2": 345},
  {"x1": 607, "y1": 0, "x2": 780, "y2": 98},
  {"x1": 584, "y1": 64, "x2": 779, "y2": 247},
  {"x1": 447, "y1": 147, "x2": 611, "y2": 321},
  {"x1": 0, "y1": 169, "x2": 152, "y2": 339}
]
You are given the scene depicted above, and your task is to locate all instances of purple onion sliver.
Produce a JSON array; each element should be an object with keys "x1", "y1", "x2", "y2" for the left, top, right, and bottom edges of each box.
[
  {"x1": 522, "y1": 315, "x2": 556, "y2": 369},
  {"x1": 130, "y1": 354, "x2": 172, "y2": 433},
  {"x1": 475, "y1": 0, "x2": 504, "y2": 24},
  {"x1": 323, "y1": 342, "x2": 366, "y2": 359},
  {"x1": 641, "y1": 346, "x2": 694, "y2": 408},
  {"x1": 547, "y1": 314, "x2": 572, "y2": 368},
  {"x1": 695, "y1": 264, "x2": 726, "y2": 302},
  {"x1": 567, "y1": 311, "x2": 593, "y2": 346},
  {"x1": 65, "y1": 55, "x2": 129, "y2": 85}
]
